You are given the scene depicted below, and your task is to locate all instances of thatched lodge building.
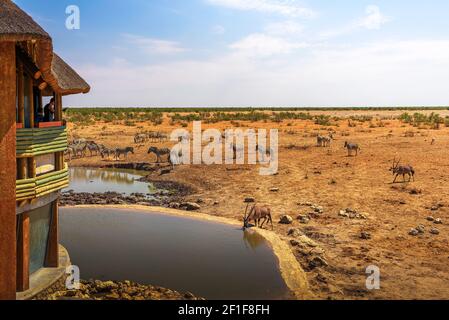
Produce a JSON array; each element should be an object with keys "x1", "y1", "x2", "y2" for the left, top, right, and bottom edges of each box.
[{"x1": 0, "y1": 0, "x2": 89, "y2": 299}]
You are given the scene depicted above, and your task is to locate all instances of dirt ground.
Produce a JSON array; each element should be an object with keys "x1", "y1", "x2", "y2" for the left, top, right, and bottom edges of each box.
[{"x1": 68, "y1": 109, "x2": 449, "y2": 300}]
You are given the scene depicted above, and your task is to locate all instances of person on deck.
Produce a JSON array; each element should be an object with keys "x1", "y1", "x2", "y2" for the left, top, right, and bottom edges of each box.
[
  {"x1": 36, "y1": 102, "x2": 45, "y2": 123},
  {"x1": 44, "y1": 98, "x2": 55, "y2": 122}
]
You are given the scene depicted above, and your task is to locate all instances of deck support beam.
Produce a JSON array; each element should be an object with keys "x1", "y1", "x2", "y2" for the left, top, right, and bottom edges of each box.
[{"x1": 0, "y1": 42, "x2": 17, "y2": 300}]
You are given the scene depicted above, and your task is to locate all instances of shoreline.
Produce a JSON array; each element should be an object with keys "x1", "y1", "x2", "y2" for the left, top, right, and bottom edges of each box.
[{"x1": 63, "y1": 204, "x2": 312, "y2": 300}]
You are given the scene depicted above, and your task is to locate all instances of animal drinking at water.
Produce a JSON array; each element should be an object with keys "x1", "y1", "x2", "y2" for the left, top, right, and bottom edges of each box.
[{"x1": 243, "y1": 204, "x2": 274, "y2": 230}]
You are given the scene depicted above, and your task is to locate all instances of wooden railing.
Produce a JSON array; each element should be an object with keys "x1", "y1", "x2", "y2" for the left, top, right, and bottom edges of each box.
[
  {"x1": 16, "y1": 126, "x2": 67, "y2": 158},
  {"x1": 16, "y1": 167, "x2": 69, "y2": 201}
]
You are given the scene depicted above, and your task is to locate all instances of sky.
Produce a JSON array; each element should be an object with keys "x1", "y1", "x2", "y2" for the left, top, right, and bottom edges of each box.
[{"x1": 14, "y1": 0, "x2": 449, "y2": 107}]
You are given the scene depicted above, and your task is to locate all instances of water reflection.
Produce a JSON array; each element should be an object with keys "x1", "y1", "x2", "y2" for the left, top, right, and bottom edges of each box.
[
  {"x1": 60, "y1": 207, "x2": 289, "y2": 300},
  {"x1": 243, "y1": 229, "x2": 266, "y2": 251},
  {"x1": 64, "y1": 167, "x2": 152, "y2": 195}
]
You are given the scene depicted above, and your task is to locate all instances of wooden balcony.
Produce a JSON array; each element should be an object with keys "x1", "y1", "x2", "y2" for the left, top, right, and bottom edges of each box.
[
  {"x1": 16, "y1": 126, "x2": 67, "y2": 158},
  {"x1": 16, "y1": 167, "x2": 69, "y2": 202}
]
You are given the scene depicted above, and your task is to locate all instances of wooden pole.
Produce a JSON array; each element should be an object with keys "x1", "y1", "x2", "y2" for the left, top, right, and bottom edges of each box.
[
  {"x1": 0, "y1": 42, "x2": 17, "y2": 300},
  {"x1": 17, "y1": 63, "x2": 24, "y2": 125},
  {"x1": 55, "y1": 94, "x2": 62, "y2": 122},
  {"x1": 27, "y1": 76, "x2": 34, "y2": 128},
  {"x1": 16, "y1": 213, "x2": 30, "y2": 292},
  {"x1": 45, "y1": 203, "x2": 59, "y2": 268}
]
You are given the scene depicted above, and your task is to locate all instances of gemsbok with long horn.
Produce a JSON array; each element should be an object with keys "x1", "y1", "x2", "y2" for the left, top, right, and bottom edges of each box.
[
  {"x1": 243, "y1": 203, "x2": 274, "y2": 230},
  {"x1": 390, "y1": 158, "x2": 415, "y2": 183}
]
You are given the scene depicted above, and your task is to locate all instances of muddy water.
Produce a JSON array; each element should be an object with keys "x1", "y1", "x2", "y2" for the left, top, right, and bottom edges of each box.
[
  {"x1": 63, "y1": 167, "x2": 156, "y2": 195},
  {"x1": 59, "y1": 207, "x2": 290, "y2": 300}
]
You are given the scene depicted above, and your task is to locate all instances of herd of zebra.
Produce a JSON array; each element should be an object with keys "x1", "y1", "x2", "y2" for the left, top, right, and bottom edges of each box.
[
  {"x1": 65, "y1": 139, "x2": 135, "y2": 161},
  {"x1": 134, "y1": 131, "x2": 169, "y2": 144}
]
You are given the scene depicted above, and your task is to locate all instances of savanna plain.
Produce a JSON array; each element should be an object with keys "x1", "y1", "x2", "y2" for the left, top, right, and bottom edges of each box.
[{"x1": 65, "y1": 108, "x2": 449, "y2": 300}]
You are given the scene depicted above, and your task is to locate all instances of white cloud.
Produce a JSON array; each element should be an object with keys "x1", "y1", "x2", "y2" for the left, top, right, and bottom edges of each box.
[
  {"x1": 122, "y1": 33, "x2": 187, "y2": 55},
  {"x1": 264, "y1": 20, "x2": 303, "y2": 35},
  {"x1": 229, "y1": 33, "x2": 308, "y2": 57},
  {"x1": 321, "y1": 5, "x2": 390, "y2": 38},
  {"x1": 205, "y1": 0, "x2": 315, "y2": 17},
  {"x1": 66, "y1": 40, "x2": 449, "y2": 107},
  {"x1": 357, "y1": 5, "x2": 389, "y2": 30}
]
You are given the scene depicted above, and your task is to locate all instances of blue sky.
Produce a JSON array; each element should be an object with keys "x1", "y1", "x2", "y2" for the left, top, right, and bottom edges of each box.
[{"x1": 14, "y1": 0, "x2": 449, "y2": 107}]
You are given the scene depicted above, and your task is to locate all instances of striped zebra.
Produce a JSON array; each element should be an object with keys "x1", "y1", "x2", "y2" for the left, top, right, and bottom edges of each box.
[
  {"x1": 148, "y1": 146, "x2": 171, "y2": 163},
  {"x1": 344, "y1": 141, "x2": 361, "y2": 156}
]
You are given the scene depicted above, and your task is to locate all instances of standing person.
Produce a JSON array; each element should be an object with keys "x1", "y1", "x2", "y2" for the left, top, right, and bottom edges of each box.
[
  {"x1": 44, "y1": 97, "x2": 55, "y2": 122},
  {"x1": 36, "y1": 101, "x2": 45, "y2": 123}
]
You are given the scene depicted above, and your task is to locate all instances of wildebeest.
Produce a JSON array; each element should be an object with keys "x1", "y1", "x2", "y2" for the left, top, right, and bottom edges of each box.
[
  {"x1": 114, "y1": 147, "x2": 134, "y2": 160},
  {"x1": 148, "y1": 146, "x2": 171, "y2": 163},
  {"x1": 243, "y1": 204, "x2": 274, "y2": 230},
  {"x1": 344, "y1": 141, "x2": 361, "y2": 156},
  {"x1": 390, "y1": 158, "x2": 415, "y2": 183}
]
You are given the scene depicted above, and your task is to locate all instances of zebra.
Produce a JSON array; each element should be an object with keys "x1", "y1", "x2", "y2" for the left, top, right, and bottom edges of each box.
[
  {"x1": 87, "y1": 142, "x2": 101, "y2": 157},
  {"x1": 65, "y1": 146, "x2": 75, "y2": 161},
  {"x1": 114, "y1": 147, "x2": 134, "y2": 160},
  {"x1": 147, "y1": 132, "x2": 160, "y2": 142},
  {"x1": 317, "y1": 133, "x2": 333, "y2": 147},
  {"x1": 158, "y1": 132, "x2": 169, "y2": 142},
  {"x1": 148, "y1": 146, "x2": 171, "y2": 163},
  {"x1": 390, "y1": 158, "x2": 415, "y2": 183},
  {"x1": 73, "y1": 143, "x2": 87, "y2": 158},
  {"x1": 344, "y1": 141, "x2": 361, "y2": 156},
  {"x1": 134, "y1": 133, "x2": 147, "y2": 144},
  {"x1": 255, "y1": 144, "x2": 274, "y2": 162},
  {"x1": 100, "y1": 148, "x2": 115, "y2": 160}
]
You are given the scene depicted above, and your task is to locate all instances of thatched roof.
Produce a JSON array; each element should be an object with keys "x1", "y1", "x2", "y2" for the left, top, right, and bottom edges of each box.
[
  {"x1": 50, "y1": 53, "x2": 90, "y2": 95},
  {"x1": 0, "y1": 0, "x2": 50, "y2": 41},
  {"x1": 0, "y1": 1, "x2": 90, "y2": 96}
]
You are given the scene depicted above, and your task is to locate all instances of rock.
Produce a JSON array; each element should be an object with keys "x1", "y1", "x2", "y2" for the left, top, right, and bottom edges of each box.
[
  {"x1": 184, "y1": 292, "x2": 195, "y2": 299},
  {"x1": 409, "y1": 228, "x2": 419, "y2": 236},
  {"x1": 360, "y1": 232, "x2": 371, "y2": 240},
  {"x1": 244, "y1": 197, "x2": 255, "y2": 203},
  {"x1": 279, "y1": 215, "x2": 293, "y2": 224},
  {"x1": 181, "y1": 202, "x2": 201, "y2": 211},
  {"x1": 430, "y1": 228, "x2": 440, "y2": 235},
  {"x1": 287, "y1": 228, "x2": 303, "y2": 238},
  {"x1": 338, "y1": 210, "x2": 349, "y2": 218},
  {"x1": 213, "y1": 201, "x2": 219, "y2": 205},
  {"x1": 427, "y1": 216, "x2": 435, "y2": 222},
  {"x1": 312, "y1": 205, "x2": 323, "y2": 213},
  {"x1": 270, "y1": 188, "x2": 280, "y2": 192},
  {"x1": 97, "y1": 281, "x2": 118, "y2": 292},
  {"x1": 169, "y1": 202, "x2": 180, "y2": 209},
  {"x1": 196, "y1": 198, "x2": 204, "y2": 204},
  {"x1": 416, "y1": 225, "x2": 425, "y2": 234},
  {"x1": 308, "y1": 256, "x2": 328, "y2": 269},
  {"x1": 431, "y1": 205, "x2": 439, "y2": 211},
  {"x1": 297, "y1": 235, "x2": 319, "y2": 248},
  {"x1": 434, "y1": 218, "x2": 443, "y2": 225},
  {"x1": 290, "y1": 239, "x2": 300, "y2": 246},
  {"x1": 297, "y1": 215, "x2": 310, "y2": 224},
  {"x1": 105, "y1": 293, "x2": 120, "y2": 300}
]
